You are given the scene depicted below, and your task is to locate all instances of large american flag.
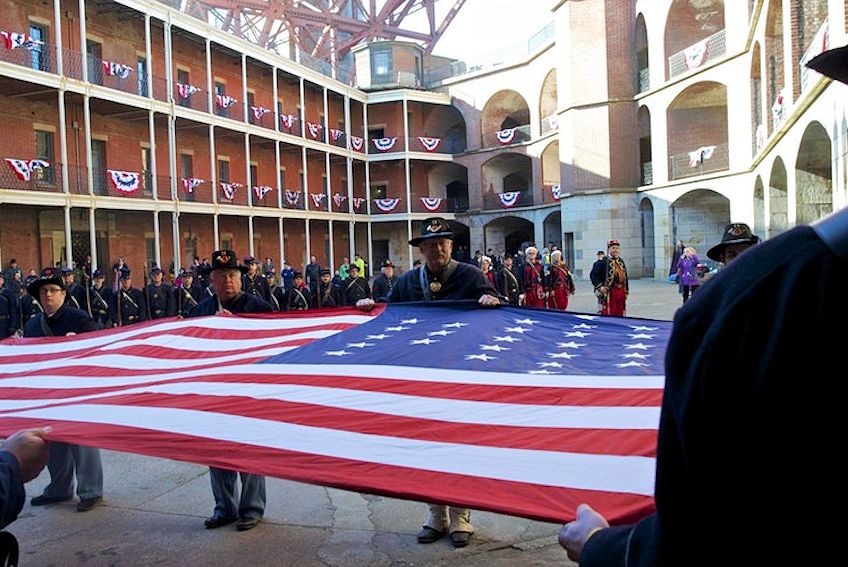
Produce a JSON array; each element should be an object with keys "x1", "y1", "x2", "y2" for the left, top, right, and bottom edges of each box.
[{"x1": 0, "y1": 303, "x2": 670, "y2": 524}]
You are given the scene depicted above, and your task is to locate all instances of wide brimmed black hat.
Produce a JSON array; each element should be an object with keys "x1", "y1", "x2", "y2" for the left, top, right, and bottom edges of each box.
[
  {"x1": 707, "y1": 223, "x2": 760, "y2": 262},
  {"x1": 409, "y1": 217, "x2": 454, "y2": 246},
  {"x1": 806, "y1": 44, "x2": 848, "y2": 85},
  {"x1": 27, "y1": 267, "x2": 66, "y2": 297},
  {"x1": 202, "y1": 250, "x2": 249, "y2": 276}
]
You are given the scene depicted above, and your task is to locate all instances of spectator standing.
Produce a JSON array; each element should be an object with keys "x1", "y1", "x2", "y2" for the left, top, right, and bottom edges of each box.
[{"x1": 676, "y1": 247, "x2": 701, "y2": 304}]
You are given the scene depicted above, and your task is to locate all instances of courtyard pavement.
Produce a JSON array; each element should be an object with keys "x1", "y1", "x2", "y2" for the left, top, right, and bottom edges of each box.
[{"x1": 6, "y1": 278, "x2": 683, "y2": 566}]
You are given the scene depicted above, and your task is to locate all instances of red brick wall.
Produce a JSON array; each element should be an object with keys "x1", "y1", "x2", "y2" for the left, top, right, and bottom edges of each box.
[
  {"x1": 246, "y1": 60, "x2": 275, "y2": 112},
  {"x1": 309, "y1": 220, "x2": 329, "y2": 266},
  {"x1": 765, "y1": 1, "x2": 785, "y2": 136},
  {"x1": 0, "y1": 205, "x2": 43, "y2": 273},
  {"x1": 303, "y1": 82, "x2": 324, "y2": 125},
  {"x1": 253, "y1": 216, "x2": 280, "y2": 266},
  {"x1": 350, "y1": 101, "x2": 365, "y2": 136},
  {"x1": 277, "y1": 75, "x2": 300, "y2": 114},
  {"x1": 332, "y1": 220, "x2": 351, "y2": 268},
  {"x1": 368, "y1": 161, "x2": 406, "y2": 200},
  {"x1": 218, "y1": 215, "x2": 249, "y2": 258},
  {"x1": 368, "y1": 102, "x2": 403, "y2": 136},
  {"x1": 283, "y1": 218, "x2": 306, "y2": 271},
  {"x1": 666, "y1": 85, "x2": 729, "y2": 157},
  {"x1": 210, "y1": 47, "x2": 243, "y2": 102},
  {"x1": 179, "y1": 212, "x2": 217, "y2": 264},
  {"x1": 327, "y1": 92, "x2": 346, "y2": 130},
  {"x1": 790, "y1": 0, "x2": 829, "y2": 100}
]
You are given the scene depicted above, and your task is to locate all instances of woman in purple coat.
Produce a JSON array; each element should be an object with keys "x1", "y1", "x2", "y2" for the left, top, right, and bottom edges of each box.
[{"x1": 676, "y1": 247, "x2": 701, "y2": 304}]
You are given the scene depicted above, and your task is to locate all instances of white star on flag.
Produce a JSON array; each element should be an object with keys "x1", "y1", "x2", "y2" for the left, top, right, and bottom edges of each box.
[
  {"x1": 428, "y1": 329, "x2": 455, "y2": 337},
  {"x1": 557, "y1": 341, "x2": 587, "y2": 349},
  {"x1": 505, "y1": 327, "x2": 530, "y2": 334},
  {"x1": 629, "y1": 325, "x2": 659, "y2": 331},
  {"x1": 493, "y1": 336, "x2": 521, "y2": 343},
  {"x1": 538, "y1": 361, "x2": 564, "y2": 368},
  {"x1": 443, "y1": 322, "x2": 469, "y2": 328},
  {"x1": 572, "y1": 323, "x2": 597, "y2": 330},
  {"x1": 410, "y1": 338, "x2": 439, "y2": 345},
  {"x1": 384, "y1": 326, "x2": 409, "y2": 332},
  {"x1": 515, "y1": 318, "x2": 540, "y2": 325},
  {"x1": 628, "y1": 333, "x2": 656, "y2": 340},
  {"x1": 529, "y1": 369, "x2": 558, "y2": 375},
  {"x1": 622, "y1": 353, "x2": 651, "y2": 359},
  {"x1": 549, "y1": 352, "x2": 578, "y2": 359},
  {"x1": 400, "y1": 318, "x2": 420, "y2": 325},
  {"x1": 346, "y1": 342, "x2": 374, "y2": 348},
  {"x1": 564, "y1": 331, "x2": 591, "y2": 338},
  {"x1": 366, "y1": 334, "x2": 389, "y2": 340},
  {"x1": 624, "y1": 343, "x2": 654, "y2": 350},
  {"x1": 480, "y1": 344, "x2": 510, "y2": 352},
  {"x1": 575, "y1": 315, "x2": 599, "y2": 321},
  {"x1": 324, "y1": 350, "x2": 351, "y2": 356},
  {"x1": 465, "y1": 353, "x2": 496, "y2": 362},
  {"x1": 616, "y1": 361, "x2": 650, "y2": 368}
]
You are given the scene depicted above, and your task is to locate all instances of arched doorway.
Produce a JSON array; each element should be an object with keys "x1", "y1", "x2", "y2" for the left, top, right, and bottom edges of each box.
[
  {"x1": 450, "y1": 220, "x2": 471, "y2": 259},
  {"x1": 667, "y1": 82, "x2": 729, "y2": 180},
  {"x1": 765, "y1": 0, "x2": 785, "y2": 136},
  {"x1": 753, "y1": 176, "x2": 765, "y2": 235},
  {"x1": 635, "y1": 14, "x2": 649, "y2": 92},
  {"x1": 795, "y1": 121, "x2": 833, "y2": 224},
  {"x1": 640, "y1": 198, "x2": 655, "y2": 278},
  {"x1": 638, "y1": 105, "x2": 652, "y2": 185},
  {"x1": 484, "y1": 216, "x2": 534, "y2": 257},
  {"x1": 480, "y1": 90, "x2": 531, "y2": 146},
  {"x1": 670, "y1": 189, "x2": 730, "y2": 258},
  {"x1": 664, "y1": 0, "x2": 726, "y2": 80},
  {"x1": 481, "y1": 153, "x2": 533, "y2": 209},
  {"x1": 421, "y1": 104, "x2": 467, "y2": 153},
  {"x1": 768, "y1": 157, "x2": 788, "y2": 236},
  {"x1": 539, "y1": 69, "x2": 557, "y2": 134},
  {"x1": 541, "y1": 141, "x2": 560, "y2": 204},
  {"x1": 543, "y1": 211, "x2": 561, "y2": 251}
]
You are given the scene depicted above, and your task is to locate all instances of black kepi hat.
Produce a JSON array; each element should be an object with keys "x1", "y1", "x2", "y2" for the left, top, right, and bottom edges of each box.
[
  {"x1": 707, "y1": 223, "x2": 760, "y2": 262},
  {"x1": 204, "y1": 250, "x2": 249, "y2": 276},
  {"x1": 806, "y1": 44, "x2": 848, "y2": 85},
  {"x1": 409, "y1": 217, "x2": 453, "y2": 246},
  {"x1": 27, "y1": 267, "x2": 67, "y2": 298}
]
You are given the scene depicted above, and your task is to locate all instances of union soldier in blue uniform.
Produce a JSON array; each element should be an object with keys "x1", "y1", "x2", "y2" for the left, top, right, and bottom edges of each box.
[
  {"x1": 61, "y1": 267, "x2": 87, "y2": 312},
  {"x1": 283, "y1": 272, "x2": 311, "y2": 310},
  {"x1": 186, "y1": 250, "x2": 271, "y2": 532},
  {"x1": 111, "y1": 270, "x2": 147, "y2": 327},
  {"x1": 18, "y1": 275, "x2": 42, "y2": 329},
  {"x1": 145, "y1": 267, "x2": 175, "y2": 319},
  {"x1": 24, "y1": 268, "x2": 104, "y2": 513},
  {"x1": 356, "y1": 217, "x2": 503, "y2": 548},
  {"x1": 174, "y1": 270, "x2": 201, "y2": 317},
  {"x1": 88, "y1": 269, "x2": 113, "y2": 328},
  {"x1": 314, "y1": 269, "x2": 340, "y2": 308},
  {"x1": 0, "y1": 273, "x2": 20, "y2": 339},
  {"x1": 241, "y1": 256, "x2": 271, "y2": 303},
  {"x1": 343, "y1": 264, "x2": 371, "y2": 306},
  {"x1": 370, "y1": 259, "x2": 396, "y2": 302},
  {"x1": 265, "y1": 271, "x2": 283, "y2": 311}
]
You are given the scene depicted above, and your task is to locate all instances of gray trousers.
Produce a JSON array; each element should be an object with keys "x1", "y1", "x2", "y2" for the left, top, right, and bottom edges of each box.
[
  {"x1": 425, "y1": 504, "x2": 473, "y2": 534},
  {"x1": 209, "y1": 467, "x2": 265, "y2": 520},
  {"x1": 41, "y1": 442, "x2": 103, "y2": 500}
]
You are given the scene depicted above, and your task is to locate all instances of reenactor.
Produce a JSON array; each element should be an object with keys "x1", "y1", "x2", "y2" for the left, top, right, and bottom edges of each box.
[
  {"x1": 547, "y1": 250, "x2": 576, "y2": 311},
  {"x1": 343, "y1": 264, "x2": 371, "y2": 306},
  {"x1": 88, "y1": 269, "x2": 113, "y2": 328},
  {"x1": 522, "y1": 246, "x2": 547, "y2": 308},
  {"x1": 0, "y1": 272, "x2": 20, "y2": 339},
  {"x1": 174, "y1": 270, "x2": 201, "y2": 318},
  {"x1": 314, "y1": 269, "x2": 340, "y2": 308},
  {"x1": 283, "y1": 272, "x2": 311, "y2": 311},
  {"x1": 111, "y1": 270, "x2": 147, "y2": 326},
  {"x1": 371, "y1": 259, "x2": 396, "y2": 302},
  {"x1": 280, "y1": 260, "x2": 295, "y2": 293},
  {"x1": 495, "y1": 254, "x2": 523, "y2": 305},
  {"x1": 62, "y1": 267, "x2": 87, "y2": 311},
  {"x1": 145, "y1": 267, "x2": 175, "y2": 319},
  {"x1": 265, "y1": 271, "x2": 284, "y2": 311},
  {"x1": 18, "y1": 275, "x2": 42, "y2": 328},
  {"x1": 242, "y1": 256, "x2": 271, "y2": 303}
]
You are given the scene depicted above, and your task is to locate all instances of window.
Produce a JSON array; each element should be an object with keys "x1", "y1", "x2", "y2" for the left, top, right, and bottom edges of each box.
[
  {"x1": 218, "y1": 159, "x2": 230, "y2": 183},
  {"x1": 92, "y1": 140, "x2": 107, "y2": 195},
  {"x1": 86, "y1": 40, "x2": 102, "y2": 85},
  {"x1": 371, "y1": 50, "x2": 390, "y2": 76},
  {"x1": 141, "y1": 146, "x2": 152, "y2": 196},
  {"x1": 177, "y1": 69, "x2": 190, "y2": 107},
  {"x1": 222, "y1": 236, "x2": 233, "y2": 250},
  {"x1": 28, "y1": 23, "x2": 49, "y2": 72},
  {"x1": 137, "y1": 58, "x2": 148, "y2": 97},
  {"x1": 215, "y1": 82, "x2": 226, "y2": 117},
  {"x1": 145, "y1": 237, "x2": 156, "y2": 270},
  {"x1": 181, "y1": 154, "x2": 194, "y2": 202},
  {"x1": 35, "y1": 130, "x2": 54, "y2": 183},
  {"x1": 368, "y1": 128, "x2": 385, "y2": 139},
  {"x1": 370, "y1": 183, "x2": 387, "y2": 199}
]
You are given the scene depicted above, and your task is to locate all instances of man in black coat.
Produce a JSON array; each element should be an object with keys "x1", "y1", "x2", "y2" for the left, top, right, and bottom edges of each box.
[
  {"x1": 305, "y1": 255, "x2": 321, "y2": 292},
  {"x1": 87, "y1": 269, "x2": 113, "y2": 328},
  {"x1": 174, "y1": 270, "x2": 201, "y2": 317},
  {"x1": 370, "y1": 259, "x2": 396, "y2": 302},
  {"x1": 111, "y1": 270, "x2": 147, "y2": 327},
  {"x1": 186, "y1": 250, "x2": 271, "y2": 532},
  {"x1": 283, "y1": 272, "x2": 311, "y2": 310},
  {"x1": 495, "y1": 254, "x2": 523, "y2": 305},
  {"x1": 0, "y1": 274, "x2": 19, "y2": 339},
  {"x1": 61, "y1": 267, "x2": 87, "y2": 312},
  {"x1": 145, "y1": 267, "x2": 175, "y2": 319},
  {"x1": 356, "y1": 217, "x2": 503, "y2": 548},
  {"x1": 313, "y1": 269, "x2": 340, "y2": 308},
  {"x1": 24, "y1": 269, "x2": 104, "y2": 513},
  {"x1": 342, "y1": 264, "x2": 371, "y2": 306},
  {"x1": 17, "y1": 276, "x2": 41, "y2": 329},
  {"x1": 241, "y1": 256, "x2": 271, "y2": 304}
]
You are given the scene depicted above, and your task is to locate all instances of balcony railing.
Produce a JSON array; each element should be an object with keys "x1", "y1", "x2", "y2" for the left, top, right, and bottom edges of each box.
[
  {"x1": 0, "y1": 161, "x2": 61, "y2": 193},
  {"x1": 155, "y1": 175, "x2": 172, "y2": 200},
  {"x1": 216, "y1": 181, "x2": 249, "y2": 206},
  {"x1": 640, "y1": 161, "x2": 653, "y2": 186},
  {"x1": 409, "y1": 196, "x2": 469, "y2": 214},
  {"x1": 637, "y1": 67, "x2": 650, "y2": 93},
  {"x1": 251, "y1": 187, "x2": 278, "y2": 208},
  {"x1": 799, "y1": 19, "x2": 830, "y2": 94},
  {"x1": 482, "y1": 124, "x2": 531, "y2": 148},
  {"x1": 213, "y1": 100, "x2": 246, "y2": 123},
  {"x1": 669, "y1": 143, "x2": 728, "y2": 181},
  {"x1": 351, "y1": 194, "x2": 368, "y2": 214},
  {"x1": 175, "y1": 87, "x2": 207, "y2": 112},
  {"x1": 668, "y1": 29, "x2": 726, "y2": 79},
  {"x1": 282, "y1": 188, "x2": 306, "y2": 210},
  {"x1": 279, "y1": 115, "x2": 302, "y2": 137},
  {"x1": 540, "y1": 115, "x2": 559, "y2": 136},
  {"x1": 407, "y1": 136, "x2": 465, "y2": 154},
  {"x1": 177, "y1": 178, "x2": 213, "y2": 204},
  {"x1": 483, "y1": 190, "x2": 534, "y2": 211},
  {"x1": 0, "y1": 40, "x2": 57, "y2": 74}
]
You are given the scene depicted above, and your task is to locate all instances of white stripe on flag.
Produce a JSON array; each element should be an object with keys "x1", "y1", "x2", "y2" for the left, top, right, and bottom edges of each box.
[
  {"x1": 0, "y1": 382, "x2": 661, "y2": 429},
  {"x1": 5, "y1": 404, "x2": 656, "y2": 496},
  {"x1": 98, "y1": 329, "x2": 341, "y2": 352}
]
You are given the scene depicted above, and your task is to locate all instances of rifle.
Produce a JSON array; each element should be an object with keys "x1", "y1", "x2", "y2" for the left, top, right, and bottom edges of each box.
[{"x1": 83, "y1": 272, "x2": 92, "y2": 317}]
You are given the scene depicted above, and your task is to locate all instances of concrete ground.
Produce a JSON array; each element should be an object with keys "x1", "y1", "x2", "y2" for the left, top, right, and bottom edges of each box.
[{"x1": 7, "y1": 278, "x2": 682, "y2": 566}]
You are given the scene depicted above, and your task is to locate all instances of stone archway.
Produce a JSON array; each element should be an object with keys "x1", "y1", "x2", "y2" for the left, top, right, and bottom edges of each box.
[
  {"x1": 480, "y1": 89, "x2": 531, "y2": 146},
  {"x1": 795, "y1": 121, "x2": 833, "y2": 224},
  {"x1": 484, "y1": 216, "x2": 534, "y2": 257},
  {"x1": 543, "y1": 211, "x2": 561, "y2": 251},
  {"x1": 754, "y1": 175, "x2": 765, "y2": 235},
  {"x1": 640, "y1": 197, "x2": 655, "y2": 277},
  {"x1": 769, "y1": 157, "x2": 788, "y2": 236},
  {"x1": 670, "y1": 189, "x2": 730, "y2": 258}
]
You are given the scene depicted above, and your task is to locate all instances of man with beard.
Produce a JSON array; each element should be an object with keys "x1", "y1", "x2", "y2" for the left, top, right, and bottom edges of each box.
[{"x1": 591, "y1": 239, "x2": 628, "y2": 317}]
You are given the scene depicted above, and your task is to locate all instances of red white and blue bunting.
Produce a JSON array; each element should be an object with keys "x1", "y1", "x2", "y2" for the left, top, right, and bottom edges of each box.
[
  {"x1": 107, "y1": 170, "x2": 141, "y2": 194},
  {"x1": 329, "y1": 128, "x2": 344, "y2": 142},
  {"x1": 285, "y1": 190, "x2": 301, "y2": 206},
  {"x1": 350, "y1": 135, "x2": 364, "y2": 151},
  {"x1": 683, "y1": 38, "x2": 709, "y2": 71},
  {"x1": 420, "y1": 197, "x2": 443, "y2": 211},
  {"x1": 215, "y1": 95, "x2": 238, "y2": 110},
  {"x1": 181, "y1": 177, "x2": 204, "y2": 193},
  {"x1": 417, "y1": 137, "x2": 442, "y2": 152},
  {"x1": 498, "y1": 191, "x2": 520, "y2": 208},
  {"x1": 0, "y1": 31, "x2": 41, "y2": 51},
  {"x1": 4, "y1": 158, "x2": 49, "y2": 182},
  {"x1": 372, "y1": 137, "x2": 398, "y2": 152},
  {"x1": 280, "y1": 114, "x2": 297, "y2": 129},
  {"x1": 176, "y1": 83, "x2": 201, "y2": 99},
  {"x1": 253, "y1": 185, "x2": 273, "y2": 200},
  {"x1": 310, "y1": 193, "x2": 327, "y2": 208},
  {"x1": 220, "y1": 182, "x2": 241, "y2": 200},
  {"x1": 332, "y1": 193, "x2": 347, "y2": 208},
  {"x1": 374, "y1": 198, "x2": 400, "y2": 213},
  {"x1": 551, "y1": 183, "x2": 562, "y2": 200},
  {"x1": 496, "y1": 128, "x2": 517, "y2": 145},
  {"x1": 352, "y1": 197, "x2": 365, "y2": 210},
  {"x1": 251, "y1": 106, "x2": 271, "y2": 122},
  {"x1": 101, "y1": 61, "x2": 132, "y2": 79},
  {"x1": 306, "y1": 122, "x2": 323, "y2": 139}
]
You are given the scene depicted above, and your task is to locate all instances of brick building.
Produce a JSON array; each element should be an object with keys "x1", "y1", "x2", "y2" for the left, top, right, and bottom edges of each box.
[{"x1": 0, "y1": 0, "x2": 846, "y2": 281}]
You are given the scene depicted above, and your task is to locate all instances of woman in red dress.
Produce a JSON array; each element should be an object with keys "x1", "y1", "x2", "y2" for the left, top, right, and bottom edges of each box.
[
  {"x1": 548, "y1": 250, "x2": 576, "y2": 310},
  {"x1": 522, "y1": 246, "x2": 546, "y2": 308}
]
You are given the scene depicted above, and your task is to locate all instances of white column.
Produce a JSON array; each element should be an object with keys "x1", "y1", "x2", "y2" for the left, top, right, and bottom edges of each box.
[
  {"x1": 164, "y1": 21, "x2": 174, "y2": 103},
  {"x1": 272, "y1": 66, "x2": 279, "y2": 133},
  {"x1": 241, "y1": 54, "x2": 248, "y2": 123},
  {"x1": 88, "y1": 208, "x2": 97, "y2": 272},
  {"x1": 328, "y1": 219, "x2": 335, "y2": 273},
  {"x1": 83, "y1": 95, "x2": 93, "y2": 195},
  {"x1": 299, "y1": 77, "x2": 306, "y2": 137},
  {"x1": 78, "y1": 0, "x2": 88, "y2": 83},
  {"x1": 63, "y1": 206, "x2": 72, "y2": 268},
  {"x1": 53, "y1": 0, "x2": 63, "y2": 76},
  {"x1": 145, "y1": 14, "x2": 153, "y2": 99},
  {"x1": 206, "y1": 39, "x2": 213, "y2": 116},
  {"x1": 301, "y1": 146, "x2": 309, "y2": 211},
  {"x1": 248, "y1": 216, "x2": 255, "y2": 256},
  {"x1": 402, "y1": 97, "x2": 413, "y2": 261},
  {"x1": 172, "y1": 211, "x2": 181, "y2": 274},
  {"x1": 153, "y1": 211, "x2": 162, "y2": 269},
  {"x1": 278, "y1": 217, "x2": 285, "y2": 273},
  {"x1": 305, "y1": 218, "x2": 312, "y2": 267},
  {"x1": 346, "y1": 157, "x2": 355, "y2": 260},
  {"x1": 245, "y1": 134, "x2": 253, "y2": 206},
  {"x1": 148, "y1": 110, "x2": 159, "y2": 201},
  {"x1": 274, "y1": 141, "x2": 282, "y2": 208},
  {"x1": 213, "y1": 214, "x2": 220, "y2": 250},
  {"x1": 322, "y1": 87, "x2": 329, "y2": 143},
  {"x1": 57, "y1": 91, "x2": 69, "y2": 194}
]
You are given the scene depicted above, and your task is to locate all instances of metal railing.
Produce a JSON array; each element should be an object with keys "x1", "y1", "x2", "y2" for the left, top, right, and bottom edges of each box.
[
  {"x1": 482, "y1": 190, "x2": 534, "y2": 210},
  {"x1": 641, "y1": 161, "x2": 653, "y2": 186},
  {"x1": 155, "y1": 175, "x2": 172, "y2": 200},
  {"x1": 799, "y1": 19, "x2": 830, "y2": 94},
  {"x1": 216, "y1": 181, "x2": 249, "y2": 206},
  {"x1": 252, "y1": 187, "x2": 278, "y2": 208},
  {"x1": 482, "y1": 124, "x2": 531, "y2": 148},
  {"x1": 0, "y1": 161, "x2": 61, "y2": 193},
  {"x1": 177, "y1": 179, "x2": 213, "y2": 204},
  {"x1": 175, "y1": 86, "x2": 207, "y2": 112},
  {"x1": 407, "y1": 136, "x2": 465, "y2": 154},
  {"x1": 638, "y1": 67, "x2": 650, "y2": 93},
  {"x1": 669, "y1": 143, "x2": 728, "y2": 181},
  {"x1": 0, "y1": 40, "x2": 57, "y2": 74},
  {"x1": 668, "y1": 29, "x2": 726, "y2": 79},
  {"x1": 282, "y1": 188, "x2": 306, "y2": 210}
]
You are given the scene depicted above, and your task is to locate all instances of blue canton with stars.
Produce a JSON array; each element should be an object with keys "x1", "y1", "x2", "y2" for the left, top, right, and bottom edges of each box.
[{"x1": 262, "y1": 303, "x2": 673, "y2": 375}]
